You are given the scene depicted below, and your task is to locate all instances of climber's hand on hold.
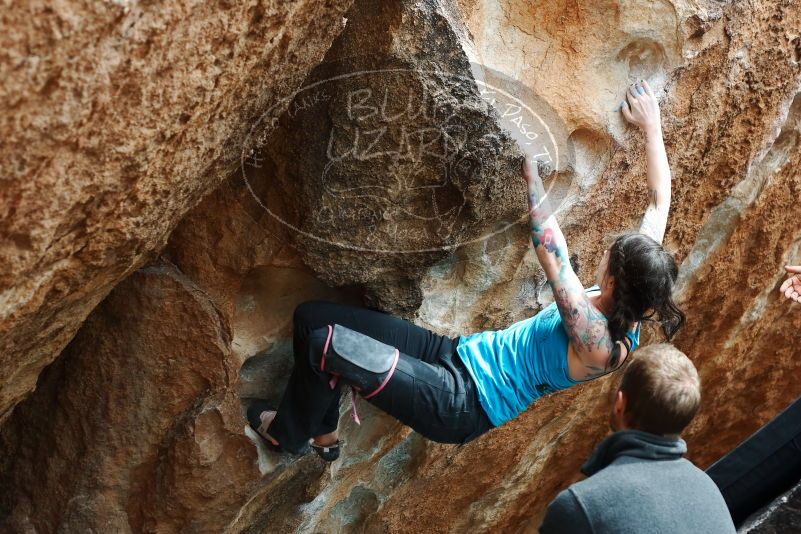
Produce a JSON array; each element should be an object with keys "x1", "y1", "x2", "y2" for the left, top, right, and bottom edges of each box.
[
  {"x1": 521, "y1": 153, "x2": 539, "y2": 186},
  {"x1": 620, "y1": 80, "x2": 661, "y2": 136},
  {"x1": 521, "y1": 154, "x2": 554, "y2": 188},
  {"x1": 779, "y1": 266, "x2": 801, "y2": 303},
  {"x1": 625, "y1": 79, "x2": 671, "y2": 244}
]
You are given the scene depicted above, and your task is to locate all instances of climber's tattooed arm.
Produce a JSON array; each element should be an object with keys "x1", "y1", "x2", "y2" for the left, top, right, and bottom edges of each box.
[
  {"x1": 553, "y1": 285, "x2": 615, "y2": 379},
  {"x1": 524, "y1": 157, "x2": 614, "y2": 379},
  {"x1": 525, "y1": 157, "x2": 569, "y2": 275}
]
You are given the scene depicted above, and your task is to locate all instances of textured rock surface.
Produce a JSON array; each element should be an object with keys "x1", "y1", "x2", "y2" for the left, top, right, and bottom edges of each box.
[
  {"x1": 740, "y1": 481, "x2": 801, "y2": 533},
  {"x1": 0, "y1": 262, "x2": 257, "y2": 532},
  {"x1": 247, "y1": 0, "x2": 538, "y2": 314},
  {"x1": 0, "y1": 0, "x2": 354, "y2": 423},
  {"x1": 2, "y1": 0, "x2": 801, "y2": 532}
]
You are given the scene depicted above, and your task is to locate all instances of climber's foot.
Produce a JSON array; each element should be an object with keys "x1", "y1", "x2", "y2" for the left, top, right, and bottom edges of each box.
[
  {"x1": 246, "y1": 400, "x2": 281, "y2": 452},
  {"x1": 258, "y1": 411, "x2": 280, "y2": 446},
  {"x1": 312, "y1": 430, "x2": 338, "y2": 448},
  {"x1": 310, "y1": 430, "x2": 341, "y2": 461}
]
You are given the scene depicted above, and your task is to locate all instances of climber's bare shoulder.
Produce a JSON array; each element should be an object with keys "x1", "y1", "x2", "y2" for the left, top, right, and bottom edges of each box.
[
  {"x1": 548, "y1": 269, "x2": 616, "y2": 381},
  {"x1": 566, "y1": 336, "x2": 628, "y2": 382},
  {"x1": 567, "y1": 343, "x2": 603, "y2": 381}
]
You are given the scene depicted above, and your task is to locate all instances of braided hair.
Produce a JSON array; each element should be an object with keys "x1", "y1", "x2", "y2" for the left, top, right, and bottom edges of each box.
[{"x1": 605, "y1": 232, "x2": 685, "y2": 368}]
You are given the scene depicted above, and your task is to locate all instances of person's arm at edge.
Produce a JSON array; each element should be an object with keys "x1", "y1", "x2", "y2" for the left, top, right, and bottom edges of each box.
[{"x1": 780, "y1": 265, "x2": 801, "y2": 303}]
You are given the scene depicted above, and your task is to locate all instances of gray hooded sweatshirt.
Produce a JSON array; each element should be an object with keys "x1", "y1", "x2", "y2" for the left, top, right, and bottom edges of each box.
[{"x1": 539, "y1": 430, "x2": 736, "y2": 534}]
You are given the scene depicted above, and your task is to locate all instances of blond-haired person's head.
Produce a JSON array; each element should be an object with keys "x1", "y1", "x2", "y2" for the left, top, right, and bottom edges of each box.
[{"x1": 610, "y1": 343, "x2": 701, "y2": 437}]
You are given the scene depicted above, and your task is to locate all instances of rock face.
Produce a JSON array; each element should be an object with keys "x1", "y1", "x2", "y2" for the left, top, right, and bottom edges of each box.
[
  {"x1": 2, "y1": 0, "x2": 801, "y2": 532},
  {"x1": 0, "y1": 262, "x2": 255, "y2": 532},
  {"x1": 247, "y1": 0, "x2": 543, "y2": 314},
  {"x1": 741, "y1": 481, "x2": 801, "y2": 533},
  {"x1": 0, "y1": 0, "x2": 354, "y2": 423}
]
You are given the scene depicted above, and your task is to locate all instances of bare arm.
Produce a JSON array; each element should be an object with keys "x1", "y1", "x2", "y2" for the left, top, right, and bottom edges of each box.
[
  {"x1": 523, "y1": 157, "x2": 613, "y2": 379},
  {"x1": 622, "y1": 80, "x2": 671, "y2": 244}
]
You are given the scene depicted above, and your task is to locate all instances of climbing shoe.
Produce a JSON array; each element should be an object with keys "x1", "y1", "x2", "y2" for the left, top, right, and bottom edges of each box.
[
  {"x1": 246, "y1": 400, "x2": 283, "y2": 453},
  {"x1": 310, "y1": 439, "x2": 342, "y2": 462}
]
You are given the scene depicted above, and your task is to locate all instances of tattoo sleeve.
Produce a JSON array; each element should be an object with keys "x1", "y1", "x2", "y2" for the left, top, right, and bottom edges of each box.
[
  {"x1": 553, "y1": 285, "x2": 615, "y2": 379},
  {"x1": 527, "y1": 167, "x2": 614, "y2": 379}
]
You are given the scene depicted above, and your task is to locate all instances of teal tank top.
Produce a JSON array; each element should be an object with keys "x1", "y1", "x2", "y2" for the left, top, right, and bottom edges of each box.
[{"x1": 456, "y1": 286, "x2": 640, "y2": 427}]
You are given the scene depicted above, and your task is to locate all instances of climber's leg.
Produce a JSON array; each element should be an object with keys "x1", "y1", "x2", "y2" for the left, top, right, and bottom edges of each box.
[
  {"x1": 362, "y1": 344, "x2": 493, "y2": 444},
  {"x1": 297, "y1": 299, "x2": 458, "y2": 427},
  {"x1": 291, "y1": 300, "x2": 457, "y2": 364},
  {"x1": 264, "y1": 300, "x2": 463, "y2": 452},
  {"x1": 315, "y1": 392, "x2": 340, "y2": 445},
  {"x1": 265, "y1": 326, "x2": 343, "y2": 453},
  {"x1": 300, "y1": 322, "x2": 494, "y2": 444}
]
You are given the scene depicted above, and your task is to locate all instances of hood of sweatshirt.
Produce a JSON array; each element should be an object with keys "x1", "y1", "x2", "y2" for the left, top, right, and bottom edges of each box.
[{"x1": 581, "y1": 429, "x2": 688, "y2": 477}]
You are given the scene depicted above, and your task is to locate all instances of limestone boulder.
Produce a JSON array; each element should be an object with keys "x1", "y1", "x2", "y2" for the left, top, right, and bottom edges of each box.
[
  {"x1": 244, "y1": 0, "x2": 535, "y2": 314},
  {"x1": 0, "y1": 262, "x2": 255, "y2": 532},
  {"x1": 1, "y1": 0, "x2": 801, "y2": 532},
  {"x1": 0, "y1": 0, "x2": 354, "y2": 422}
]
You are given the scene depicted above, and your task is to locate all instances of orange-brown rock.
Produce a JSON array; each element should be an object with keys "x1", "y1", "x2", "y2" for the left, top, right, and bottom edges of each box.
[
  {"x1": 0, "y1": 262, "x2": 256, "y2": 532},
  {"x1": 0, "y1": 0, "x2": 354, "y2": 423},
  {"x1": 2, "y1": 0, "x2": 801, "y2": 532}
]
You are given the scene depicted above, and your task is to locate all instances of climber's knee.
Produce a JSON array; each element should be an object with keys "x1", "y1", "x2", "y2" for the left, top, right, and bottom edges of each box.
[
  {"x1": 293, "y1": 300, "x2": 321, "y2": 328},
  {"x1": 303, "y1": 326, "x2": 330, "y2": 371},
  {"x1": 311, "y1": 324, "x2": 400, "y2": 396}
]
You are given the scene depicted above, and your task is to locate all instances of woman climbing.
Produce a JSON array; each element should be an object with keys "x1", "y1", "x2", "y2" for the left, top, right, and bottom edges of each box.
[{"x1": 247, "y1": 80, "x2": 685, "y2": 461}]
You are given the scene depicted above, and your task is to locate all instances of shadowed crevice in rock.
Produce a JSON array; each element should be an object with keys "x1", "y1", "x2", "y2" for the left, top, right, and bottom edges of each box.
[{"x1": 0, "y1": 260, "x2": 254, "y2": 532}]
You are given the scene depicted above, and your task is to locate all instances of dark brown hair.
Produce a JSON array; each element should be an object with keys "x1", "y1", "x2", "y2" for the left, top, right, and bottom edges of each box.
[
  {"x1": 606, "y1": 232, "x2": 686, "y2": 368},
  {"x1": 619, "y1": 343, "x2": 701, "y2": 436}
]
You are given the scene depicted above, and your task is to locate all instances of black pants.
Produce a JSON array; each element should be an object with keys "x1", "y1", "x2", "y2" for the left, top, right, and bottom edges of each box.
[{"x1": 268, "y1": 301, "x2": 494, "y2": 453}]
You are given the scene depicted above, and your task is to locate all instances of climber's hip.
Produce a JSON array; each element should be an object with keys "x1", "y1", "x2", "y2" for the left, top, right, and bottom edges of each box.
[
  {"x1": 307, "y1": 324, "x2": 493, "y2": 445},
  {"x1": 370, "y1": 347, "x2": 493, "y2": 444}
]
